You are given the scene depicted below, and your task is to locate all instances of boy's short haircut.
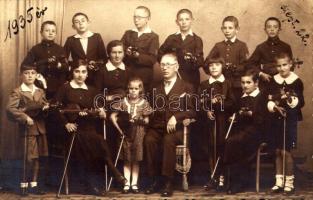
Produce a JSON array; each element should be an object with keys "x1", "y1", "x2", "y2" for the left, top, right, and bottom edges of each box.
[
  {"x1": 107, "y1": 40, "x2": 124, "y2": 55},
  {"x1": 176, "y1": 9, "x2": 193, "y2": 19},
  {"x1": 160, "y1": 48, "x2": 178, "y2": 62},
  {"x1": 72, "y1": 12, "x2": 89, "y2": 24},
  {"x1": 222, "y1": 16, "x2": 239, "y2": 28},
  {"x1": 20, "y1": 65, "x2": 37, "y2": 73},
  {"x1": 264, "y1": 17, "x2": 281, "y2": 29},
  {"x1": 242, "y1": 69, "x2": 259, "y2": 82},
  {"x1": 136, "y1": 6, "x2": 151, "y2": 18},
  {"x1": 72, "y1": 59, "x2": 88, "y2": 70},
  {"x1": 40, "y1": 21, "x2": 56, "y2": 32},
  {"x1": 274, "y1": 52, "x2": 291, "y2": 62}
]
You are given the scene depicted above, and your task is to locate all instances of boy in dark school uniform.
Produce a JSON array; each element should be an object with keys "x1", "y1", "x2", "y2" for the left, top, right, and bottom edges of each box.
[
  {"x1": 246, "y1": 17, "x2": 293, "y2": 91},
  {"x1": 205, "y1": 16, "x2": 249, "y2": 99},
  {"x1": 121, "y1": 6, "x2": 159, "y2": 93},
  {"x1": 158, "y1": 8, "x2": 204, "y2": 89},
  {"x1": 267, "y1": 53, "x2": 304, "y2": 194},
  {"x1": 21, "y1": 21, "x2": 69, "y2": 100},
  {"x1": 64, "y1": 12, "x2": 107, "y2": 86},
  {"x1": 7, "y1": 65, "x2": 49, "y2": 195},
  {"x1": 198, "y1": 56, "x2": 236, "y2": 191},
  {"x1": 223, "y1": 70, "x2": 267, "y2": 194}
]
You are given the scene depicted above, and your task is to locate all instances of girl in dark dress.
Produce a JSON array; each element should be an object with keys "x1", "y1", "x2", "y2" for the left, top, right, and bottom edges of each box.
[
  {"x1": 111, "y1": 78, "x2": 153, "y2": 193},
  {"x1": 55, "y1": 60, "x2": 126, "y2": 196},
  {"x1": 94, "y1": 40, "x2": 129, "y2": 164},
  {"x1": 267, "y1": 53, "x2": 304, "y2": 194}
]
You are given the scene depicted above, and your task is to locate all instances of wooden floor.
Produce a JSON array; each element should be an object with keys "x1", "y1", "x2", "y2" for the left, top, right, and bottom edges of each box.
[{"x1": 1, "y1": 186, "x2": 313, "y2": 200}]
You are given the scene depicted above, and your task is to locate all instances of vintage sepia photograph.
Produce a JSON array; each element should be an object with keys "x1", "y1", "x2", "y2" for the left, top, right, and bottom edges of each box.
[{"x1": 0, "y1": 0, "x2": 312, "y2": 199}]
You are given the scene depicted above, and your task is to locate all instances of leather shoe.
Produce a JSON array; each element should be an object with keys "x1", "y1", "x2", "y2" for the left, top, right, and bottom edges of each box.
[
  {"x1": 122, "y1": 185, "x2": 130, "y2": 194},
  {"x1": 227, "y1": 184, "x2": 243, "y2": 194},
  {"x1": 145, "y1": 181, "x2": 158, "y2": 194},
  {"x1": 161, "y1": 181, "x2": 173, "y2": 197},
  {"x1": 28, "y1": 186, "x2": 46, "y2": 195},
  {"x1": 116, "y1": 175, "x2": 127, "y2": 185},
  {"x1": 88, "y1": 187, "x2": 106, "y2": 196},
  {"x1": 131, "y1": 185, "x2": 140, "y2": 194}
]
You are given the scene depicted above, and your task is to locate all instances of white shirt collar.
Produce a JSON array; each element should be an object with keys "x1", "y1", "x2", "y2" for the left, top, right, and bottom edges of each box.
[
  {"x1": 176, "y1": 29, "x2": 194, "y2": 40},
  {"x1": 20, "y1": 83, "x2": 38, "y2": 95},
  {"x1": 70, "y1": 80, "x2": 88, "y2": 90},
  {"x1": 74, "y1": 30, "x2": 94, "y2": 39},
  {"x1": 176, "y1": 29, "x2": 194, "y2": 36},
  {"x1": 242, "y1": 87, "x2": 260, "y2": 98},
  {"x1": 106, "y1": 60, "x2": 126, "y2": 71},
  {"x1": 164, "y1": 75, "x2": 177, "y2": 95},
  {"x1": 132, "y1": 27, "x2": 152, "y2": 34},
  {"x1": 273, "y1": 72, "x2": 298, "y2": 84},
  {"x1": 209, "y1": 74, "x2": 225, "y2": 84},
  {"x1": 225, "y1": 36, "x2": 237, "y2": 43}
]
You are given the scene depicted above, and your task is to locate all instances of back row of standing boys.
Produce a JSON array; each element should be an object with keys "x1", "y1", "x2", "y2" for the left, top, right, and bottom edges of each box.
[{"x1": 9, "y1": 5, "x2": 304, "y2": 197}]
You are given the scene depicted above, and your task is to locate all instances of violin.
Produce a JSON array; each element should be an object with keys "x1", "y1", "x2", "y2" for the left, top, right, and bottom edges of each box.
[
  {"x1": 22, "y1": 101, "x2": 63, "y2": 118},
  {"x1": 59, "y1": 104, "x2": 101, "y2": 122},
  {"x1": 260, "y1": 57, "x2": 304, "y2": 75}
]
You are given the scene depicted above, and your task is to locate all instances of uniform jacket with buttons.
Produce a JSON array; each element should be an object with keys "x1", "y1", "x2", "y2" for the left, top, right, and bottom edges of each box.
[
  {"x1": 246, "y1": 36, "x2": 293, "y2": 75},
  {"x1": 205, "y1": 39, "x2": 249, "y2": 88},
  {"x1": 21, "y1": 40, "x2": 69, "y2": 98}
]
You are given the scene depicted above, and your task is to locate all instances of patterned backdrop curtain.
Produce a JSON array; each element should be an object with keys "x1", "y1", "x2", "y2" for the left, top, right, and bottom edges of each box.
[{"x1": 0, "y1": 0, "x2": 65, "y2": 159}]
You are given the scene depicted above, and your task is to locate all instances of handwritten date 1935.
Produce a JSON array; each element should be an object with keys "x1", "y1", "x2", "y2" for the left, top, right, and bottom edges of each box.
[{"x1": 4, "y1": 6, "x2": 48, "y2": 42}]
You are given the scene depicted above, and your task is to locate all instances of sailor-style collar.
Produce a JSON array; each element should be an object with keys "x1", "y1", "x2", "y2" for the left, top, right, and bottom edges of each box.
[
  {"x1": 242, "y1": 87, "x2": 260, "y2": 98},
  {"x1": 274, "y1": 72, "x2": 298, "y2": 84},
  {"x1": 209, "y1": 74, "x2": 225, "y2": 84}
]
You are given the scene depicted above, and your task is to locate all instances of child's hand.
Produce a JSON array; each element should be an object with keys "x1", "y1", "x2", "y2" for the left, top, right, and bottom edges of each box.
[
  {"x1": 57, "y1": 62, "x2": 62, "y2": 68},
  {"x1": 274, "y1": 105, "x2": 286, "y2": 118},
  {"x1": 259, "y1": 72, "x2": 272, "y2": 82},
  {"x1": 79, "y1": 111, "x2": 88, "y2": 116},
  {"x1": 26, "y1": 116, "x2": 34, "y2": 126},
  {"x1": 207, "y1": 111, "x2": 215, "y2": 120},
  {"x1": 48, "y1": 56, "x2": 56, "y2": 63},
  {"x1": 98, "y1": 108, "x2": 106, "y2": 119},
  {"x1": 65, "y1": 123, "x2": 77, "y2": 133},
  {"x1": 211, "y1": 97, "x2": 219, "y2": 104},
  {"x1": 42, "y1": 103, "x2": 50, "y2": 111},
  {"x1": 88, "y1": 60, "x2": 96, "y2": 70},
  {"x1": 126, "y1": 47, "x2": 133, "y2": 56}
]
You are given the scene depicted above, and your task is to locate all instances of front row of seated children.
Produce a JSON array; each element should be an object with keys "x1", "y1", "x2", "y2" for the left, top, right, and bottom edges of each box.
[{"x1": 6, "y1": 51, "x2": 304, "y2": 196}]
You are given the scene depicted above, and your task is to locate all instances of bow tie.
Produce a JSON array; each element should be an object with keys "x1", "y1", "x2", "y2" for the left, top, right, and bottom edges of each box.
[{"x1": 164, "y1": 80, "x2": 172, "y2": 86}]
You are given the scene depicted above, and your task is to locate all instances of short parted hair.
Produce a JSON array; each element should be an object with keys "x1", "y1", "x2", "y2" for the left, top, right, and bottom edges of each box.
[
  {"x1": 176, "y1": 8, "x2": 193, "y2": 19},
  {"x1": 136, "y1": 6, "x2": 151, "y2": 18},
  {"x1": 264, "y1": 17, "x2": 281, "y2": 29},
  {"x1": 106, "y1": 40, "x2": 125, "y2": 55},
  {"x1": 72, "y1": 59, "x2": 88, "y2": 70},
  {"x1": 222, "y1": 16, "x2": 239, "y2": 28},
  {"x1": 40, "y1": 21, "x2": 56, "y2": 32},
  {"x1": 72, "y1": 12, "x2": 89, "y2": 24},
  {"x1": 160, "y1": 49, "x2": 178, "y2": 63},
  {"x1": 242, "y1": 69, "x2": 259, "y2": 83},
  {"x1": 128, "y1": 77, "x2": 145, "y2": 95},
  {"x1": 274, "y1": 52, "x2": 291, "y2": 62}
]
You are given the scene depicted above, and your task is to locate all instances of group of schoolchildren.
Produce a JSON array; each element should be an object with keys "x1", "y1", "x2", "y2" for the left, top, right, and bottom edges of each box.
[{"x1": 5, "y1": 5, "x2": 304, "y2": 197}]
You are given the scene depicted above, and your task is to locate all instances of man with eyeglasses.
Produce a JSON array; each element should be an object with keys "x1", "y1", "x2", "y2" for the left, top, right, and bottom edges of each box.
[
  {"x1": 121, "y1": 6, "x2": 159, "y2": 95},
  {"x1": 144, "y1": 51, "x2": 196, "y2": 197}
]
